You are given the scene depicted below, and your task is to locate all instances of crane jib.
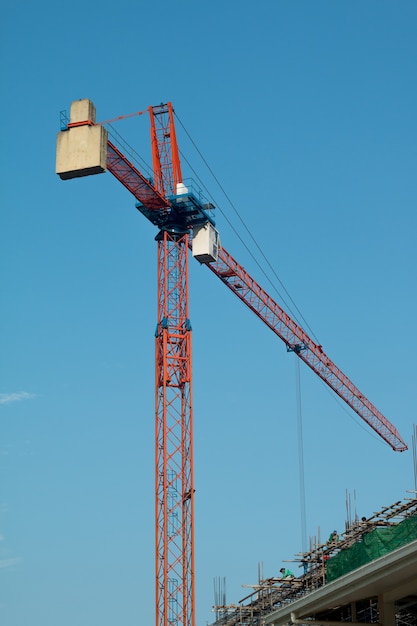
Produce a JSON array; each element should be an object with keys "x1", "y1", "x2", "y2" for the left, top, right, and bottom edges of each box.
[{"x1": 204, "y1": 245, "x2": 408, "y2": 453}]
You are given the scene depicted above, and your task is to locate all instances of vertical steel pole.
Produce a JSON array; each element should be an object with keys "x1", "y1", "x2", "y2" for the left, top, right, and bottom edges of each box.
[{"x1": 155, "y1": 229, "x2": 194, "y2": 626}]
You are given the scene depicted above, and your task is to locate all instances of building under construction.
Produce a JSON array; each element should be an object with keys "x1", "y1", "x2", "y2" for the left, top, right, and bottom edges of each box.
[{"x1": 210, "y1": 493, "x2": 417, "y2": 626}]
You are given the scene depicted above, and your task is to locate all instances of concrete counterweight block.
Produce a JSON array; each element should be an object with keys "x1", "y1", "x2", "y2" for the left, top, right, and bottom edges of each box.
[
  {"x1": 56, "y1": 100, "x2": 107, "y2": 180},
  {"x1": 56, "y1": 123, "x2": 108, "y2": 180},
  {"x1": 70, "y1": 98, "x2": 97, "y2": 124}
]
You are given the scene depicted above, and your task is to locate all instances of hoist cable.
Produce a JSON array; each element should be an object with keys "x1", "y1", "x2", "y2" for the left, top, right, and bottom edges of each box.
[{"x1": 295, "y1": 357, "x2": 307, "y2": 554}]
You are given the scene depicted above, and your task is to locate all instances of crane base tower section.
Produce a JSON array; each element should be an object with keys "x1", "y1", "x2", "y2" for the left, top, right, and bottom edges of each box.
[{"x1": 56, "y1": 99, "x2": 108, "y2": 180}]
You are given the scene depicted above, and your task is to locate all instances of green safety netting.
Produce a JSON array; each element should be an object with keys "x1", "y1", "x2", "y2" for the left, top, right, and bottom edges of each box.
[{"x1": 326, "y1": 515, "x2": 417, "y2": 582}]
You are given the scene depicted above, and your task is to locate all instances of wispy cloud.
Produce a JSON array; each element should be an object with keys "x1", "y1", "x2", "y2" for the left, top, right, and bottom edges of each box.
[
  {"x1": 0, "y1": 392, "x2": 35, "y2": 405},
  {"x1": 0, "y1": 558, "x2": 21, "y2": 569}
]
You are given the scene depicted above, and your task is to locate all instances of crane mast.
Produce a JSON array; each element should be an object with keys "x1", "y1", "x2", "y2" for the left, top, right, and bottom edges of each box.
[
  {"x1": 55, "y1": 98, "x2": 408, "y2": 626},
  {"x1": 150, "y1": 104, "x2": 195, "y2": 626}
]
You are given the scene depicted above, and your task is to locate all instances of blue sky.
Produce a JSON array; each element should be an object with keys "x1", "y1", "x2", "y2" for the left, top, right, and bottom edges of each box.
[{"x1": 1, "y1": 1, "x2": 416, "y2": 624}]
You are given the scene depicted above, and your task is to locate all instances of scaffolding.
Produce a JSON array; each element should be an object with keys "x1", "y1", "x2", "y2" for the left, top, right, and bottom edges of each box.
[{"x1": 211, "y1": 493, "x2": 417, "y2": 626}]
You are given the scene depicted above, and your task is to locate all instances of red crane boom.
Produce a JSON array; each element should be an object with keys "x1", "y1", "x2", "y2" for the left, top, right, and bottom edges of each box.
[{"x1": 204, "y1": 246, "x2": 407, "y2": 452}]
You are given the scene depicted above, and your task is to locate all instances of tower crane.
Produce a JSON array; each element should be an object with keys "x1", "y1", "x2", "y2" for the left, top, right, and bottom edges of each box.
[{"x1": 55, "y1": 99, "x2": 408, "y2": 626}]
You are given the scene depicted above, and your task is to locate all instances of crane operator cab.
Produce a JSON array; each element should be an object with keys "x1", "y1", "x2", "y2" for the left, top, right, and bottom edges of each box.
[
  {"x1": 192, "y1": 221, "x2": 220, "y2": 264},
  {"x1": 172, "y1": 181, "x2": 220, "y2": 264}
]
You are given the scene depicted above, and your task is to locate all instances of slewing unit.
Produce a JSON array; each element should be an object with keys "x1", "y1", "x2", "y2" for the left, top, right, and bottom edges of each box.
[{"x1": 136, "y1": 181, "x2": 220, "y2": 263}]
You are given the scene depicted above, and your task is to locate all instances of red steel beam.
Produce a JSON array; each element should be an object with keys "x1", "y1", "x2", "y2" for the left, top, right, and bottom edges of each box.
[
  {"x1": 107, "y1": 140, "x2": 168, "y2": 212},
  {"x1": 204, "y1": 245, "x2": 408, "y2": 452}
]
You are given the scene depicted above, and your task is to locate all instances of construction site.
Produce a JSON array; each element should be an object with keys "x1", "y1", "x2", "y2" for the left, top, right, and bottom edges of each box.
[
  {"x1": 210, "y1": 492, "x2": 417, "y2": 626},
  {"x1": 55, "y1": 99, "x2": 416, "y2": 626}
]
